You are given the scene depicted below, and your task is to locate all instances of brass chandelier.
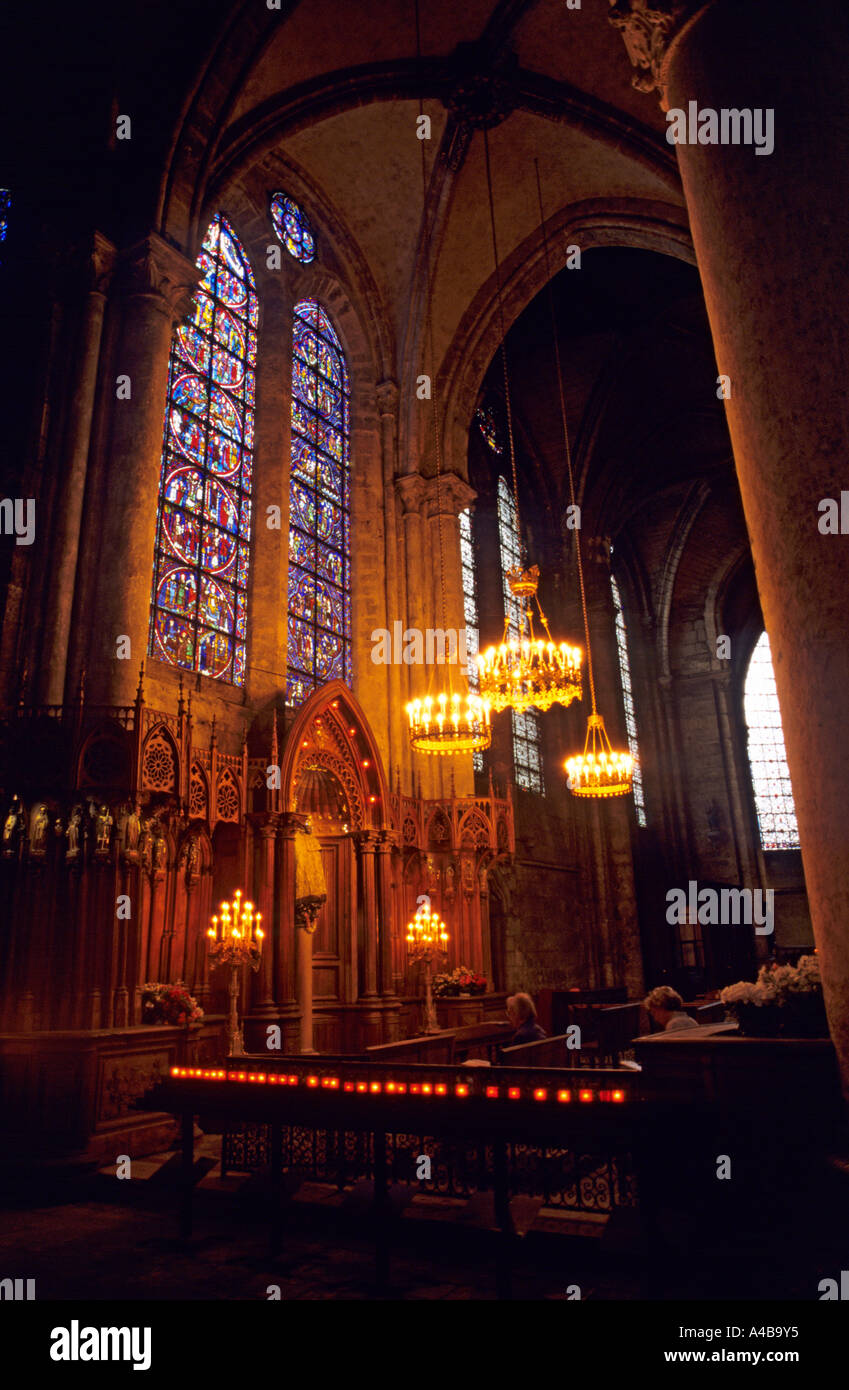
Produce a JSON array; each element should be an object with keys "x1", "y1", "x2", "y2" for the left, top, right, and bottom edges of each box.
[
  {"x1": 476, "y1": 128, "x2": 583, "y2": 718},
  {"x1": 406, "y1": 0, "x2": 491, "y2": 757},
  {"x1": 478, "y1": 564, "x2": 582, "y2": 713},
  {"x1": 531, "y1": 162, "x2": 634, "y2": 801}
]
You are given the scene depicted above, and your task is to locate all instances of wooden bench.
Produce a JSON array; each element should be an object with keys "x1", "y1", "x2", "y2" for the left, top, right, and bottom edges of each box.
[{"x1": 365, "y1": 1021, "x2": 513, "y2": 1067}]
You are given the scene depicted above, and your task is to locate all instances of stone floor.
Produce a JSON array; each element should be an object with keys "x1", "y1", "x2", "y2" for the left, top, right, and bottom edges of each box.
[{"x1": 0, "y1": 1134, "x2": 639, "y2": 1301}]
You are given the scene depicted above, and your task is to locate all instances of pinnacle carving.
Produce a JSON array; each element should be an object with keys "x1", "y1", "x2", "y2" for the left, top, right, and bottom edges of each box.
[
  {"x1": 608, "y1": 0, "x2": 704, "y2": 101},
  {"x1": 118, "y1": 234, "x2": 201, "y2": 323}
]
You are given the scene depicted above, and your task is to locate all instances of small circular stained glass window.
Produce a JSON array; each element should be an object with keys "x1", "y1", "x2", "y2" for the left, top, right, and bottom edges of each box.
[{"x1": 270, "y1": 193, "x2": 315, "y2": 264}]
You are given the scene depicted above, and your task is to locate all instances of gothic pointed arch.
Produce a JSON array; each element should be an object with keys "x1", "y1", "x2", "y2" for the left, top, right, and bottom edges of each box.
[{"x1": 280, "y1": 680, "x2": 388, "y2": 830}]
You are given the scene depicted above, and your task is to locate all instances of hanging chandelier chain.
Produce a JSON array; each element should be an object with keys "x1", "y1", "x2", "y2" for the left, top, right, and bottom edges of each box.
[
  {"x1": 483, "y1": 126, "x2": 522, "y2": 550},
  {"x1": 534, "y1": 159, "x2": 596, "y2": 715},
  {"x1": 415, "y1": 0, "x2": 450, "y2": 684}
]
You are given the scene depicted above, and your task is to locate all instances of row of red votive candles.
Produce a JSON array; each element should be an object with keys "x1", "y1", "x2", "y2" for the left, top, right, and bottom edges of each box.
[{"x1": 169, "y1": 1067, "x2": 626, "y2": 1104}]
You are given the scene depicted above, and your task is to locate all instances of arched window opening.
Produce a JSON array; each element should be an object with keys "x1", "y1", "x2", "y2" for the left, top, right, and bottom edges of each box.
[
  {"x1": 287, "y1": 299, "x2": 351, "y2": 707},
  {"x1": 744, "y1": 631, "x2": 800, "y2": 850},
  {"x1": 270, "y1": 193, "x2": 315, "y2": 264},
  {"x1": 149, "y1": 214, "x2": 257, "y2": 685},
  {"x1": 496, "y1": 476, "x2": 544, "y2": 794},
  {"x1": 459, "y1": 507, "x2": 482, "y2": 773},
  {"x1": 610, "y1": 574, "x2": 646, "y2": 826}
]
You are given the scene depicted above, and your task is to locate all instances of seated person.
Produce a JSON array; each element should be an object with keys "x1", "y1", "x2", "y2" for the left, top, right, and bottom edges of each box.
[
  {"x1": 507, "y1": 992, "x2": 547, "y2": 1044},
  {"x1": 643, "y1": 985, "x2": 698, "y2": 1032}
]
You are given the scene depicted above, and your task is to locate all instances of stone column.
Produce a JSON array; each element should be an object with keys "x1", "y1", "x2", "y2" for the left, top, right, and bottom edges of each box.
[
  {"x1": 376, "y1": 829, "x2": 398, "y2": 1000},
  {"x1": 354, "y1": 830, "x2": 380, "y2": 998},
  {"x1": 378, "y1": 382, "x2": 407, "y2": 787},
  {"x1": 248, "y1": 280, "x2": 292, "y2": 706},
  {"x1": 252, "y1": 818, "x2": 278, "y2": 1017},
  {"x1": 275, "y1": 813, "x2": 302, "y2": 1051},
  {"x1": 609, "y1": 0, "x2": 849, "y2": 1090},
  {"x1": 38, "y1": 234, "x2": 116, "y2": 705},
  {"x1": 296, "y1": 924, "x2": 315, "y2": 1053},
  {"x1": 423, "y1": 474, "x2": 477, "y2": 801},
  {"x1": 86, "y1": 234, "x2": 199, "y2": 706}
]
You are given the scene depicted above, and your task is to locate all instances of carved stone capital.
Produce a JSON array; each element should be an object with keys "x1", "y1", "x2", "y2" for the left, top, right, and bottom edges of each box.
[
  {"x1": 117, "y1": 233, "x2": 200, "y2": 323},
  {"x1": 608, "y1": 0, "x2": 708, "y2": 104},
  {"x1": 352, "y1": 829, "x2": 380, "y2": 852},
  {"x1": 86, "y1": 231, "x2": 118, "y2": 295},
  {"x1": 375, "y1": 378, "x2": 399, "y2": 417},
  {"x1": 422, "y1": 473, "x2": 476, "y2": 521},
  {"x1": 395, "y1": 473, "x2": 427, "y2": 517}
]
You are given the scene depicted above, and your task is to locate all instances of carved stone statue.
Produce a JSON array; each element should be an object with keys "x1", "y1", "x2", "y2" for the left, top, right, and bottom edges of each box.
[
  {"x1": 444, "y1": 861, "x2": 456, "y2": 902},
  {"x1": 119, "y1": 802, "x2": 141, "y2": 862},
  {"x1": 29, "y1": 803, "x2": 50, "y2": 857},
  {"x1": 153, "y1": 826, "x2": 167, "y2": 871},
  {"x1": 426, "y1": 854, "x2": 440, "y2": 892},
  {"x1": 179, "y1": 833, "x2": 200, "y2": 886},
  {"x1": 462, "y1": 857, "x2": 476, "y2": 895},
  {"x1": 66, "y1": 806, "x2": 83, "y2": 860},
  {"x1": 138, "y1": 818, "x2": 153, "y2": 871},
  {"x1": 95, "y1": 804, "x2": 113, "y2": 856},
  {"x1": 2, "y1": 795, "x2": 25, "y2": 858}
]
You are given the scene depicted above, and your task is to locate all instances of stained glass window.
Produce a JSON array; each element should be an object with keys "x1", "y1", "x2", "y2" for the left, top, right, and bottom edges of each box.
[
  {"x1": 497, "y1": 476, "x2": 544, "y2": 794},
  {"x1": 744, "y1": 631, "x2": 800, "y2": 850},
  {"x1": 270, "y1": 194, "x2": 316, "y2": 264},
  {"x1": 149, "y1": 214, "x2": 257, "y2": 685},
  {"x1": 476, "y1": 403, "x2": 504, "y2": 455},
  {"x1": 0, "y1": 190, "x2": 9, "y2": 249},
  {"x1": 459, "y1": 507, "x2": 483, "y2": 773},
  {"x1": 287, "y1": 299, "x2": 351, "y2": 706},
  {"x1": 611, "y1": 574, "x2": 646, "y2": 827}
]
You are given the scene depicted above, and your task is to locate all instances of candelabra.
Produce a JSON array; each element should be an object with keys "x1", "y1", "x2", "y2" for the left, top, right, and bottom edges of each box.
[
  {"x1": 406, "y1": 898, "x2": 449, "y2": 1034},
  {"x1": 206, "y1": 889, "x2": 264, "y2": 1057}
]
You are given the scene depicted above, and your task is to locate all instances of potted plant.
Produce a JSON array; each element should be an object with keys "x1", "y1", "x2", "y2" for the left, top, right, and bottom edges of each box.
[{"x1": 720, "y1": 955, "x2": 828, "y2": 1038}]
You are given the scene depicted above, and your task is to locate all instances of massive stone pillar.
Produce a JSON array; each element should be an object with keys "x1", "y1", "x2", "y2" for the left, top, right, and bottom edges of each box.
[
  {"x1": 86, "y1": 235, "x2": 198, "y2": 706},
  {"x1": 610, "y1": 0, "x2": 849, "y2": 1087},
  {"x1": 38, "y1": 234, "x2": 116, "y2": 705}
]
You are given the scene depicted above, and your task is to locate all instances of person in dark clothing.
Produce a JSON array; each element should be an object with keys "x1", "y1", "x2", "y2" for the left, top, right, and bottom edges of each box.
[{"x1": 507, "y1": 992, "x2": 546, "y2": 1044}]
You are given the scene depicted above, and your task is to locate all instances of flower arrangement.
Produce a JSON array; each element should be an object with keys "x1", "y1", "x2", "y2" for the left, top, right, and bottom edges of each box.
[
  {"x1": 141, "y1": 982, "x2": 204, "y2": 1026},
  {"x1": 432, "y1": 967, "x2": 487, "y2": 998},
  {"x1": 720, "y1": 955, "x2": 827, "y2": 1037}
]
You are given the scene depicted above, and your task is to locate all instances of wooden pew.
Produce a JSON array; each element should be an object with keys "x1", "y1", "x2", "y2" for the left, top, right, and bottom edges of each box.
[
  {"x1": 365, "y1": 1033, "x2": 456, "y2": 1064},
  {"x1": 450, "y1": 1020, "x2": 514, "y2": 1063}
]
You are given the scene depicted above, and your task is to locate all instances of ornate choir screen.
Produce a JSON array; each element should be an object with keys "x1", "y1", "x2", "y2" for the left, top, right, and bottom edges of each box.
[{"x1": 0, "y1": 680, "x2": 513, "y2": 1060}]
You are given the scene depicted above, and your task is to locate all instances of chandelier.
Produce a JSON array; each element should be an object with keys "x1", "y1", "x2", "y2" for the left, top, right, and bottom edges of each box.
[
  {"x1": 478, "y1": 564, "x2": 582, "y2": 713},
  {"x1": 407, "y1": 687, "x2": 491, "y2": 756},
  {"x1": 531, "y1": 162, "x2": 634, "y2": 803},
  {"x1": 475, "y1": 127, "x2": 582, "y2": 719},
  {"x1": 565, "y1": 712, "x2": 633, "y2": 798}
]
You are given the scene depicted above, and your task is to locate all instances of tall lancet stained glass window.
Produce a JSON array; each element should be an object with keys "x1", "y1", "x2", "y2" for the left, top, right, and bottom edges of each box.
[
  {"x1": 459, "y1": 507, "x2": 483, "y2": 772},
  {"x1": 149, "y1": 215, "x2": 257, "y2": 685},
  {"x1": 287, "y1": 299, "x2": 351, "y2": 706},
  {"x1": 496, "y1": 476, "x2": 544, "y2": 795},
  {"x1": 610, "y1": 574, "x2": 646, "y2": 827},
  {"x1": 744, "y1": 631, "x2": 800, "y2": 850}
]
